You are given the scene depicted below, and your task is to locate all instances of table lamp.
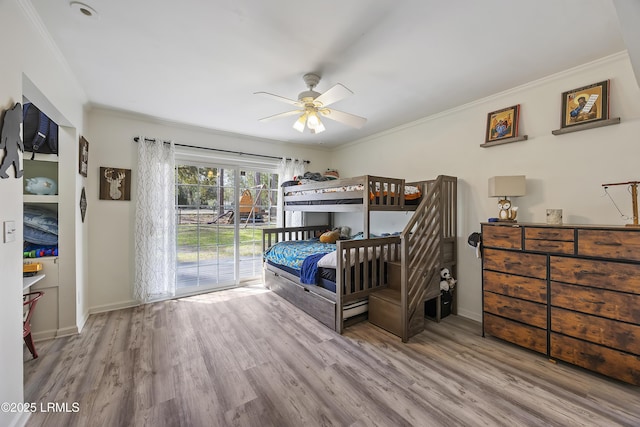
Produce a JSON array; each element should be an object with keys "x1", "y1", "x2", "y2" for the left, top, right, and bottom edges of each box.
[{"x1": 488, "y1": 175, "x2": 526, "y2": 222}]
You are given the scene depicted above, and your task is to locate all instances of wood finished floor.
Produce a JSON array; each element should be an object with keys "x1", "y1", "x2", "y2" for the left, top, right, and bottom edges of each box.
[{"x1": 24, "y1": 285, "x2": 640, "y2": 427}]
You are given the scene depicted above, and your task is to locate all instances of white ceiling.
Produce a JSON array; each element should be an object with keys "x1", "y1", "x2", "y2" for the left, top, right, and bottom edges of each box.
[{"x1": 28, "y1": 0, "x2": 630, "y2": 147}]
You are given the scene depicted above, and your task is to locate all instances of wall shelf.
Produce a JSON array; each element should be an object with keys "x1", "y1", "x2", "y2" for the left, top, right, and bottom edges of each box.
[
  {"x1": 552, "y1": 117, "x2": 621, "y2": 135},
  {"x1": 480, "y1": 135, "x2": 528, "y2": 148},
  {"x1": 24, "y1": 194, "x2": 59, "y2": 203}
]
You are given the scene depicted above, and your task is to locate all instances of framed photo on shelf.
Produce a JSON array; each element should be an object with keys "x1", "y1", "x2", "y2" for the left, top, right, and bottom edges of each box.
[
  {"x1": 79, "y1": 136, "x2": 89, "y2": 177},
  {"x1": 561, "y1": 80, "x2": 609, "y2": 129},
  {"x1": 99, "y1": 167, "x2": 131, "y2": 201},
  {"x1": 486, "y1": 104, "x2": 520, "y2": 143}
]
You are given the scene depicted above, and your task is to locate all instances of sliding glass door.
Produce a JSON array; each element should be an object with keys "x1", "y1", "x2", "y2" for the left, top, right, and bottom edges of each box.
[{"x1": 175, "y1": 162, "x2": 278, "y2": 294}]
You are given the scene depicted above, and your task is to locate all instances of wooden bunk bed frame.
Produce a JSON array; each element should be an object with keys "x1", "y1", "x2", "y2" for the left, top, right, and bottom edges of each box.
[{"x1": 262, "y1": 175, "x2": 457, "y2": 342}]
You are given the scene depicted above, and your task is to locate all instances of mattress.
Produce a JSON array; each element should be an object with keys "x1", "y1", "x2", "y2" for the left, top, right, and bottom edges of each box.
[{"x1": 265, "y1": 260, "x2": 368, "y2": 319}]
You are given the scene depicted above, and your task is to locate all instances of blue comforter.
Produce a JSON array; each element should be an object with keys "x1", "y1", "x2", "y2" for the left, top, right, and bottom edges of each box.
[{"x1": 264, "y1": 239, "x2": 336, "y2": 270}]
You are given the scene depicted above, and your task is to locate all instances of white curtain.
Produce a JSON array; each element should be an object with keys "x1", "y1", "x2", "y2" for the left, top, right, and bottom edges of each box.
[
  {"x1": 134, "y1": 136, "x2": 176, "y2": 303},
  {"x1": 277, "y1": 157, "x2": 306, "y2": 227}
]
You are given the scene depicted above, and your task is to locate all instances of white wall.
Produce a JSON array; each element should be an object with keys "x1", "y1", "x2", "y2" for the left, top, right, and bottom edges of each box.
[
  {"x1": 0, "y1": 1, "x2": 87, "y2": 426},
  {"x1": 330, "y1": 52, "x2": 640, "y2": 321},
  {"x1": 86, "y1": 108, "x2": 332, "y2": 312}
]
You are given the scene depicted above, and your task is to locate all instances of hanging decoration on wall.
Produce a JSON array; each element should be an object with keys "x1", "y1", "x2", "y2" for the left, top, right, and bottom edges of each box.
[
  {"x1": 79, "y1": 136, "x2": 89, "y2": 177},
  {"x1": 561, "y1": 80, "x2": 609, "y2": 128},
  {"x1": 485, "y1": 104, "x2": 520, "y2": 143},
  {"x1": 80, "y1": 187, "x2": 87, "y2": 222},
  {"x1": 0, "y1": 102, "x2": 24, "y2": 179},
  {"x1": 99, "y1": 167, "x2": 131, "y2": 201}
]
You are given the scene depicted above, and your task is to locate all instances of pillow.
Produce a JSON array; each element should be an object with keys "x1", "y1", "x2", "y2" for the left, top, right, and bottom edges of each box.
[
  {"x1": 319, "y1": 230, "x2": 340, "y2": 243},
  {"x1": 24, "y1": 225, "x2": 58, "y2": 245},
  {"x1": 317, "y1": 251, "x2": 337, "y2": 268},
  {"x1": 24, "y1": 205, "x2": 58, "y2": 235}
]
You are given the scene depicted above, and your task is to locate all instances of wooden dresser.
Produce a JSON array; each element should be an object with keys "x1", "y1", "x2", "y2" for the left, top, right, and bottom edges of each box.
[{"x1": 482, "y1": 222, "x2": 640, "y2": 385}]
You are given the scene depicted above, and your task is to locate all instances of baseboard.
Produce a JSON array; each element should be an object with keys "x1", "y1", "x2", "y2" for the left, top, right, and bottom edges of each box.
[
  {"x1": 88, "y1": 299, "x2": 139, "y2": 315},
  {"x1": 7, "y1": 411, "x2": 30, "y2": 427},
  {"x1": 32, "y1": 328, "x2": 57, "y2": 342},
  {"x1": 56, "y1": 325, "x2": 79, "y2": 338},
  {"x1": 455, "y1": 308, "x2": 482, "y2": 323}
]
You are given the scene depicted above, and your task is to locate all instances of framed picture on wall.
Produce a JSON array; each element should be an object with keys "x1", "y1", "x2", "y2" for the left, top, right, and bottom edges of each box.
[
  {"x1": 99, "y1": 167, "x2": 131, "y2": 201},
  {"x1": 485, "y1": 104, "x2": 520, "y2": 143},
  {"x1": 79, "y1": 136, "x2": 89, "y2": 177},
  {"x1": 80, "y1": 187, "x2": 87, "y2": 222},
  {"x1": 561, "y1": 80, "x2": 609, "y2": 128}
]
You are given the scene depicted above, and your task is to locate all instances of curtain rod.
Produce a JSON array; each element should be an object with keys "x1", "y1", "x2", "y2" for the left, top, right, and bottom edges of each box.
[{"x1": 133, "y1": 137, "x2": 310, "y2": 164}]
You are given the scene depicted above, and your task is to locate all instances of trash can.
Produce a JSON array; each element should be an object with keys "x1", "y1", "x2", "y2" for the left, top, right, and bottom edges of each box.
[{"x1": 426, "y1": 290, "x2": 452, "y2": 319}]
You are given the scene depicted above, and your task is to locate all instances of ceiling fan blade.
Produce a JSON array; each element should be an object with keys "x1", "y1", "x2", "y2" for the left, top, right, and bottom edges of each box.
[
  {"x1": 258, "y1": 110, "x2": 302, "y2": 122},
  {"x1": 254, "y1": 92, "x2": 301, "y2": 107},
  {"x1": 319, "y1": 108, "x2": 367, "y2": 129},
  {"x1": 314, "y1": 83, "x2": 353, "y2": 107}
]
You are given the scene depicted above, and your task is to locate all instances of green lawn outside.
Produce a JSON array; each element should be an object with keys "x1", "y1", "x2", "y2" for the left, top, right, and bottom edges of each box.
[{"x1": 177, "y1": 224, "x2": 272, "y2": 262}]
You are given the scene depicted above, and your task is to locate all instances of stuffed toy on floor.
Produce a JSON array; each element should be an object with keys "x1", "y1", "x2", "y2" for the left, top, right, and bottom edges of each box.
[{"x1": 440, "y1": 267, "x2": 457, "y2": 292}]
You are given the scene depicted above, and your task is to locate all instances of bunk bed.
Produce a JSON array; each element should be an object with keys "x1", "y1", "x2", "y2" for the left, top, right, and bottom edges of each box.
[{"x1": 263, "y1": 175, "x2": 457, "y2": 342}]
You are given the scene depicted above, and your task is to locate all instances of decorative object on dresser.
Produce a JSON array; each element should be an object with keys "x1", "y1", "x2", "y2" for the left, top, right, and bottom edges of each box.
[
  {"x1": 488, "y1": 175, "x2": 526, "y2": 222},
  {"x1": 546, "y1": 209, "x2": 563, "y2": 225},
  {"x1": 602, "y1": 181, "x2": 640, "y2": 227},
  {"x1": 482, "y1": 222, "x2": 640, "y2": 385}
]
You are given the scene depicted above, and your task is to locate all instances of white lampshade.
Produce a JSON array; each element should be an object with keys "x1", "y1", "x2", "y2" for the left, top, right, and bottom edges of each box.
[
  {"x1": 488, "y1": 175, "x2": 526, "y2": 198},
  {"x1": 293, "y1": 113, "x2": 307, "y2": 132}
]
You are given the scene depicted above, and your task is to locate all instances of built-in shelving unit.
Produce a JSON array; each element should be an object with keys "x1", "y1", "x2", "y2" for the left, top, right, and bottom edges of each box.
[{"x1": 23, "y1": 153, "x2": 60, "y2": 340}]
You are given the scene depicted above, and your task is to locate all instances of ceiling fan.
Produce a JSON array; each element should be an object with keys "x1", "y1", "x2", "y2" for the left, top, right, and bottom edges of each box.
[{"x1": 255, "y1": 73, "x2": 367, "y2": 134}]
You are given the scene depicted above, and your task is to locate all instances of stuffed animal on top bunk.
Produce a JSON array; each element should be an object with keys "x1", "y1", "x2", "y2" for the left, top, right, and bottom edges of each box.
[
  {"x1": 318, "y1": 226, "x2": 351, "y2": 243},
  {"x1": 440, "y1": 267, "x2": 457, "y2": 292}
]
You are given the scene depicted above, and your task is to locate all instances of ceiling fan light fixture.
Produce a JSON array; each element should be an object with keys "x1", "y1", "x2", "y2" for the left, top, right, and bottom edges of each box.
[
  {"x1": 293, "y1": 113, "x2": 307, "y2": 132},
  {"x1": 307, "y1": 111, "x2": 320, "y2": 129}
]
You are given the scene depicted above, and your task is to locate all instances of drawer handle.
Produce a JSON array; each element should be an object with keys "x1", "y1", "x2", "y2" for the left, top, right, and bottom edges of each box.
[
  {"x1": 494, "y1": 234, "x2": 513, "y2": 239},
  {"x1": 579, "y1": 298, "x2": 603, "y2": 305},
  {"x1": 594, "y1": 241, "x2": 621, "y2": 247},
  {"x1": 579, "y1": 270, "x2": 606, "y2": 276}
]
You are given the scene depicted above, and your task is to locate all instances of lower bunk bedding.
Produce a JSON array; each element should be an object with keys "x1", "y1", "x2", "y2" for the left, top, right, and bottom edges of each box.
[{"x1": 263, "y1": 228, "x2": 400, "y2": 331}]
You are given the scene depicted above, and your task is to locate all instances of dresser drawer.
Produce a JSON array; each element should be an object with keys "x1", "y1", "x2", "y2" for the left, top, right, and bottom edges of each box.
[
  {"x1": 525, "y1": 240, "x2": 574, "y2": 254},
  {"x1": 550, "y1": 282, "x2": 640, "y2": 324},
  {"x1": 550, "y1": 256, "x2": 640, "y2": 294},
  {"x1": 483, "y1": 270, "x2": 546, "y2": 304},
  {"x1": 551, "y1": 307, "x2": 640, "y2": 355},
  {"x1": 483, "y1": 248, "x2": 547, "y2": 279},
  {"x1": 483, "y1": 291, "x2": 547, "y2": 329},
  {"x1": 550, "y1": 333, "x2": 640, "y2": 386},
  {"x1": 525, "y1": 227, "x2": 574, "y2": 241},
  {"x1": 483, "y1": 225, "x2": 522, "y2": 249},
  {"x1": 578, "y1": 229, "x2": 640, "y2": 261},
  {"x1": 484, "y1": 313, "x2": 547, "y2": 354}
]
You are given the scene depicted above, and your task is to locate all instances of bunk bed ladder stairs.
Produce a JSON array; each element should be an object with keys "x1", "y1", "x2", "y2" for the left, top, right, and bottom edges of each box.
[{"x1": 369, "y1": 175, "x2": 450, "y2": 342}]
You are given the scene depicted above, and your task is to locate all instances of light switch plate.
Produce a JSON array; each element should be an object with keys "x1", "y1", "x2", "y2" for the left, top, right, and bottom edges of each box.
[{"x1": 3, "y1": 221, "x2": 16, "y2": 243}]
